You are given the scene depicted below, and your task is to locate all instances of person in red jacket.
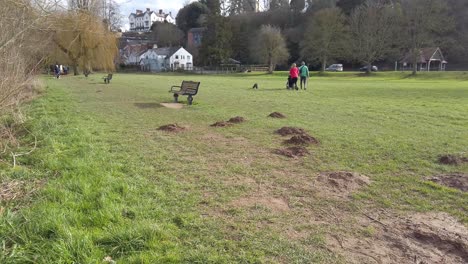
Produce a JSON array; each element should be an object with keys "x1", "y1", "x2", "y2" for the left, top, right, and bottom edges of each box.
[{"x1": 289, "y1": 63, "x2": 299, "y2": 90}]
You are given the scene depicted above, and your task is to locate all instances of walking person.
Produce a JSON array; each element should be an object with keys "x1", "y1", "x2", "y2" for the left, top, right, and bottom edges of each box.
[
  {"x1": 299, "y1": 61, "x2": 309, "y2": 90},
  {"x1": 54, "y1": 64, "x2": 60, "y2": 79},
  {"x1": 289, "y1": 63, "x2": 299, "y2": 90}
]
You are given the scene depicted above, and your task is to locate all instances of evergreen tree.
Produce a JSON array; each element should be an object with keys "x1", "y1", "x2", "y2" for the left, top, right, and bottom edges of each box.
[{"x1": 199, "y1": 0, "x2": 232, "y2": 65}]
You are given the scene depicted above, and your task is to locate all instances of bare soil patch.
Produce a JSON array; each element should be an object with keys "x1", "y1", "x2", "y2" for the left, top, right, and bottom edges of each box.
[
  {"x1": 274, "y1": 146, "x2": 309, "y2": 158},
  {"x1": 428, "y1": 173, "x2": 467, "y2": 192},
  {"x1": 328, "y1": 212, "x2": 468, "y2": 264},
  {"x1": 439, "y1": 154, "x2": 468, "y2": 165},
  {"x1": 316, "y1": 171, "x2": 370, "y2": 197},
  {"x1": 230, "y1": 196, "x2": 290, "y2": 212},
  {"x1": 275, "y1": 127, "x2": 306, "y2": 136},
  {"x1": 157, "y1": 124, "x2": 185, "y2": 132},
  {"x1": 160, "y1": 103, "x2": 184, "y2": 109},
  {"x1": 284, "y1": 134, "x2": 319, "y2": 145},
  {"x1": 210, "y1": 121, "x2": 232, "y2": 127},
  {"x1": 268, "y1": 112, "x2": 286, "y2": 118},
  {"x1": 134, "y1": 102, "x2": 160, "y2": 109},
  {"x1": 0, "y1": 179, "x2": 44, "y2": 202},
  {"x1": 227, "y1": 116, "x2": 246, "y2": 123}
]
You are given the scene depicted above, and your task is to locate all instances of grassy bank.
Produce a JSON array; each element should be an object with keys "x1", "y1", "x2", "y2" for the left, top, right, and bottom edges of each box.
[{"x1": 1, "y1": 72, "x2": 466, "y2": 263}]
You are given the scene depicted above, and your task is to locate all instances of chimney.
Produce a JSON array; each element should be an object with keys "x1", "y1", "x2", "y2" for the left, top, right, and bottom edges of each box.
[
  {"x1": 169, "y1": 12, "x2": 172, "y2": 17},
  {"x1": 136, "y1": 10, "x2": 142, "y2": 15},
  {"x1": 146, "y1": 8, "x2": 150, "y2": 12},
  {"x1": 153, "y1": 44, "x2": 158, "y2": 49},
  {"x1": 159, "y1": 9, "x2": 163, "y2": 14}
]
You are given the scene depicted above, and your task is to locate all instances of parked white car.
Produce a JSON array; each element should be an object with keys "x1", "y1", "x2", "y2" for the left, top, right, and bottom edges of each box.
[{"x1": 325, "y1": 64, "x2": 343, "y2": 72}]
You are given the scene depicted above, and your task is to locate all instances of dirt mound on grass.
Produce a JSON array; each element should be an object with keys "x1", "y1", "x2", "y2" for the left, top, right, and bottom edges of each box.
[
  {"x1": 284, "y1": 134, "x2": 319, "y2": 145},
  {"x1": 211, "y1": 117, "x2": 246, "y2": 127},
  {"x1": 268, "y1": 112, "x2": 286, "y2": 118},
  {"x1": 274, "y1": 146, "x2": 309, "y2": 158},
  {"x1": 275, "y1": 127, "x2": 306, "y2": 136},
  {"x1": 210, "y1": 121, "x2": 232, "y2": 127},
  {"x1": 428, "y1": 173, "x2": 467, "y2": 192},
  {"x1": 157, "y1": 124, "x2": 185, "y2": 132},
  {"x1": 228, "y1": 116, "x2": 246, "y2": 123},
  {"x1": 438, "y1": 154, "x2": 468, "y2": 165},
  {"x1": 317, "y1": 171, "x2": 370, "y2": 194}
]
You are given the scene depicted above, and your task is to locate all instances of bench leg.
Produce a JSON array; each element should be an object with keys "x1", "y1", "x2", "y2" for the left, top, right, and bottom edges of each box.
[
  {"x1": 187, "y1": 95, "x2": 193, "y2": 105},
  {"x1": 173, "y1": 94, "x2": 179, "y2": 103}
]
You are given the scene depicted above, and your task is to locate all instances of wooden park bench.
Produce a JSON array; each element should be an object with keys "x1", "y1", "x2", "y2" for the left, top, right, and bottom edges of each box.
[
  {"x1": 169, "y1": 81, "x2": 200, "y2": 105},
  {"x1": 103, "y1": 73, "x2": 113, "y2": 84}
]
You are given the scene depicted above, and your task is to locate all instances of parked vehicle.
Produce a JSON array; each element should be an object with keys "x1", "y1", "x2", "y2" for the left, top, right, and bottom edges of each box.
[
  {"x1": 360, "y1": 65, "x2": 378, "y2": 72},
  {"x1": 325, "y1": 64, "x2": 343, "y2": 72}
]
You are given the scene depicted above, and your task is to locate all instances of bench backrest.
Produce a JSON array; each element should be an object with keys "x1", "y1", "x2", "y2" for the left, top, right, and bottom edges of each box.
[
  {"x1": 108, "y1": 74, "x2": 113, "y2": 80},
  {"x1": 180, "y1": 81, "x2": 200, "y2": 95}
]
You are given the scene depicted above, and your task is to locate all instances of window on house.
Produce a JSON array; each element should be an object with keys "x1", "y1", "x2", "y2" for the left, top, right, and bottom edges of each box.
[
  {"x1": 187, "y1": 56, "x2": 191, "y2": 60},
  {"x1": 175, "y1": 55, "x2": 179, "y2": 59}
]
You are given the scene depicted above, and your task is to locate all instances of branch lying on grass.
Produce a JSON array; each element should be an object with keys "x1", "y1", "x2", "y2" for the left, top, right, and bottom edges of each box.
[{"x1": 11, "y1": 134, "x2": 37, "y2": 168}]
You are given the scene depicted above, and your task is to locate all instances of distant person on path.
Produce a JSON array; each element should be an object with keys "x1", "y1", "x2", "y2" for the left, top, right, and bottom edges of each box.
[
  {"x1": 54, "y1": 64, "x2": 60, "y2": 79},
  {"x1": 299, "y1": 61, "x2": 309, "y2": 90},
  {"x1": 289, "y1": 63, "x2": 299, "y2": 90}
]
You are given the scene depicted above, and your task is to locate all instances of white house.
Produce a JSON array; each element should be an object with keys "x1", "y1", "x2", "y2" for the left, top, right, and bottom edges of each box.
[
  {"x1": 129, "y1": 8, "x2": 175, "y2": 32},
  {"x1": 139, "y1": 47, "x2": 193, "y2": 72},
  {"x1": 167, "y1": 47, "x2": 193, "y2": 71}
]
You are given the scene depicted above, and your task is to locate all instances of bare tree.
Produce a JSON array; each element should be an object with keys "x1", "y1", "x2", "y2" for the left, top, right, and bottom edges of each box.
[
  {"x1": 398, "y1": 0, "x2": 452, "y2": 75},
  {"x1": 101, "y1": 0, "x2": 123, "y2": 31},
  {"x1": 301, "y1": 7, "x2": 346, "y2": 71},
  {"x1": 0, "y1": 0, "x2": 57, "y2": 158},
  {"x1": 348, "y1": 0, "x2": 398, "y2": 73},
  {"x1": 251, "y1": 25, "x2": 289, "y2": 73}
]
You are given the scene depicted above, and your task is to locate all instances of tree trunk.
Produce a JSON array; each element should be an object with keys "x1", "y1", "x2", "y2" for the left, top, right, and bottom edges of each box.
[
  {"x1": 321, "y1": 58, "x2": 327, "y2": 72},
  {"x1": 411, "y1": 48, "x2": 418, "y2": 75},
  {"x1": 72, "y1": 64, "x2": 79, "y2": 76},
  {"x1": 366, "y1": 63, "x2": 371, "y2": 74},
  {"x1": 268, "y1": 55, "x2": 273, "y2": 74}
]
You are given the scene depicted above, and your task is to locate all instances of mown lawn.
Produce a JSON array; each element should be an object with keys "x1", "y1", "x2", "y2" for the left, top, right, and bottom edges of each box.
[{"x1": 1, "y1": 72, "x2": 467, "y2": 263}]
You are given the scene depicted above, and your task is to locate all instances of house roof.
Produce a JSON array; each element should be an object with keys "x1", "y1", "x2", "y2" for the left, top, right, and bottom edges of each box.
[
  {"x1": 130, "y1": 10, "x2": 172, "y2": 19},
  {"x1": 143, "y1": 47, "x2": 180, "y2": 57},
  {"x1": 123, "y1": 44, "x2": 150, "y2": 55},
  {"x1": 401, "y1": 47, "x2": 446, "y2": 63},
  {"x1": 222, "y1": 58, "x2": 241, "y2": 64}
]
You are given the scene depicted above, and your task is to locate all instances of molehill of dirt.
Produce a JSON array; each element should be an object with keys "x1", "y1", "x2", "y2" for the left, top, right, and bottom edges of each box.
[
  {"x1": 210, "y1": 121, "x2": 232, "y2": 127},
  {"x1": 228, "y1": 116, "x2": 246, "y2": 123},
  {"x1": 268, "y1": 112, "x2": 286, "y2": 118},
  {"x1": 439, "y1": 154, "x2": 468, "y2": 165},
  {"x1": 284, "y1": 134, "x2": 319, "y2": 145},
  {"x1": 428, "y1": 173, "x2": 467, "y2": 192},
  {"x1": 275, "y1": 127, "x2": 306, "y2": 136},
  {"x1": 157, "y1": 124, "x2": 185, "y2": 132},
  {"x1": 211, "y1": 116, "x2": 246, "y2": 127},
  {"x1": 274, "y1": 146, "x2": 309, "y2": 158}
]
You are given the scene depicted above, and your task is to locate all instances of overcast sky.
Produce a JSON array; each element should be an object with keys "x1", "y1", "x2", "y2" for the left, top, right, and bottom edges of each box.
[{"x1": 117, "y1": 0, "x2": 196, "y2": 30}]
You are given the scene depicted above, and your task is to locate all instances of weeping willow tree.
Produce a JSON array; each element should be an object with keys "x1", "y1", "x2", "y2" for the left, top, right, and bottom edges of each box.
[{"x1": 52, "y1": 11, "x2": 117, "y2": 75}]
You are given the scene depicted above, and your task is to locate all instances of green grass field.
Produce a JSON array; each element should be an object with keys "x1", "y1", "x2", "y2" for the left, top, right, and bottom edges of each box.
[{"x1": 1, "y1": 72, "x2": 467, "y2": 263}]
